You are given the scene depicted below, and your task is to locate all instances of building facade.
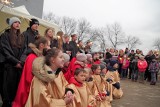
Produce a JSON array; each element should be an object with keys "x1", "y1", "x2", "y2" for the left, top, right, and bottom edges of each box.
[{"x1": 12, "y1": 0, "x2": 44, "y2": 18}]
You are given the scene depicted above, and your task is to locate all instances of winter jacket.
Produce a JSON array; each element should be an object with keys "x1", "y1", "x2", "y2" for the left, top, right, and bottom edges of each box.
[
  {"x1": 122, "y1": 59, "x2": 130, "y2": 69},
  {"x1": 0, "y1": 29, "x2": 24, "y2": 66},
  {"x1": 63, "y1": 42, "x2": 71, "y2": 53},
  {"x1": 138, "y1": 60, "x2": 148, "y2": 72},
  {"x1": 118, "y1": 56, "x2": 123, "y2": 64},
  {"x1": 149, "y1": 61, "x2": 160, "y2": 73},
  {"x1": 69, "y1": 40, "x2": 79, "y2": 59},
  {"x1": 20, "y1": 27, "x2": 39, "y2": 63},
  {"x1": 132, "y1": 59, "x2": 138, "y2": 71},
  {"x1": 0, "y1": 35, "x2": 5, "y2": 63}
]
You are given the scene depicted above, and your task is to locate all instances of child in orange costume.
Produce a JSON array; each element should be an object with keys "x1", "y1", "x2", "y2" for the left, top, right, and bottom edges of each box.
[
  {"x1": 107, "y1": 60, "x2": 123, "y2": 99},
  {"x1": 99, "y1": 63, "x2": 113, "y2": 102},
  {"x1": 68, "y1": 68, "x2": 96, "y2": 107},
  {"x1": 91, "y1": 64, "x2": 111, "y2": 107},
  {"x1": 25, "y1": 48, "x2": 74, "y2": 107}
]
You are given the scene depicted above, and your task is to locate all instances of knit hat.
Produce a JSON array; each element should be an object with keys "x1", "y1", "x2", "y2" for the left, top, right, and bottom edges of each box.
[
  {"x1": 30, "y1": 18, "x2": 39, "y2": 27},
  {"x1": 100, "y1": 62, "x2": 106, "y2": 70},
  {"x1": 6, "y1": 17, "x2": 21, "y2": 26},
  {"x1": 139, "y1": 54, "x2": 144, "y2": 58},
  {"x1": 135, "y1": 54, "x2": 139, "y2": 57},
  {"x1": 76, "y1": 53, "x2": 87, "y2": 62},
  {"x1": 63, "y1": 53, "x2": 70, "y2": 63},
  {"x1": 86, "y1": 54, "x2": 92, "y2": 61},
  {"x1": 110, "y1": 60, "x2": 118, "y2": 67}
]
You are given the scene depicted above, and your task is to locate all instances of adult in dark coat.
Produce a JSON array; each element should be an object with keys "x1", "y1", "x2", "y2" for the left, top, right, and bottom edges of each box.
[
  {"x1": 105, "y1": 48, "x2": 112, "y2": 60},
  {"x1": 0, "y1": 35, "x2": 5, "y2": 101},
  {"x1": 69, "y1": 34, "x2": 79, "y2": 59},
  {"x1": 0, "y1": 17, "x2": 24, "y2": 107},
  {"x1": 63, "y1": 34, "x2": 71, "y2": 55},
  {"x1": 20, "y1": 18, "x2": 39, "y2": 63},
  {"x1": 145, "y1": 50, "x2": 155, "y2": 82}
]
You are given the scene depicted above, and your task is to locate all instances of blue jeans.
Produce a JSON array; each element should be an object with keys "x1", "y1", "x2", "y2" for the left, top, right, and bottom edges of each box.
[
  {"x1": 138, "y1": 72, "x2": 145, "y2": 83},
  {"x1": 121, "y1": 69, "x2": 127, "y2": 78},
  {"x1": 131, "y1": 70, "x2": 138, "y2": 81},
  {"x1": 151, "y1": 72, "x2": 156, "y2": 83}
]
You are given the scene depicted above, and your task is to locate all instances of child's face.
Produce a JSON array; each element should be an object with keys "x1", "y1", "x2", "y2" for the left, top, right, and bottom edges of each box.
[
  {"x1": 52, "y1": 51, "x2": 64, "y2": 68},
  {"x1": 101, "y1": 68, "x2": 107, "y2": 74},
  {"x1": 94, "y1": 66, "x2": 101, "y2": 75},
  {"x1": 75, "y1": 72, "x2": 86, "y2": 84},
  {"x1": 89, "y1": 57, "x2": 93, "y2": 62},
  {"x1": 64, "y1": 61, "x2": 70, "y2": 67},
  {"x1": 85, "y1": 71, "x2": 92, "y2": 80},
  {"x1": 123, "y1": 55, "x2": 127, "y2": 59},
  {"x1": 113, "y1": 63, "x2": 118, "y2": 69},
  {"x1": 135, "y1": 56, "x2": 138, "y2": 59}
]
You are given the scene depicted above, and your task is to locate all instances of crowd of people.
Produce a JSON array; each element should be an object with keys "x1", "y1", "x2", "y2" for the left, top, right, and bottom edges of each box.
[{"x1": 0, "y1": 16, "x2": 159, "y2": 107}]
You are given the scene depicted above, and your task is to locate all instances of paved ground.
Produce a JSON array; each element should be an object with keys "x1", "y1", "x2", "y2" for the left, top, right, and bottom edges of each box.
[
  {"x1": 112, "y1": 79, "x2": 160, "y2": 107},
  {"x1": 1, "y1": 79, "x2": 160, "y2": 107}
]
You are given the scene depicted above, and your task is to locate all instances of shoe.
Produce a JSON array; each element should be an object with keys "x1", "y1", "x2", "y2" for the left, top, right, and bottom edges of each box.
[
  {"x1": 150, "y1": 82, "x2": 154, "y2": 85},
  {"x1": 150, "y1": 82, "x2": 156, "y2": 85}
]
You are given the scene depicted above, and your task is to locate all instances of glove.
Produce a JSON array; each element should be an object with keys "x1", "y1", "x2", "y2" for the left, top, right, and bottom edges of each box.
[
  {"x1": 106, "y1": 90, "x2": 110, "y2": 96},
  {"x1": 112, "y1": 82, "x2": 120, "y2": 89},
  {"x1": 106, "y1": 78, "x2": 112, "y2": 82},
  {"x1": 86, "y1": 77, "x2": 93, "y2": 82},
  {"x1": 55, "y1": 68, "x2": 62, "y2": 75},
  {"x1": 65, "y1": 88, "x2": 74, "y2": 94}
]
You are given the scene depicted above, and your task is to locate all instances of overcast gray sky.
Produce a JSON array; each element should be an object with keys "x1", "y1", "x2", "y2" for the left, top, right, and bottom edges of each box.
[{"x1": 43, "y1": 0, "x2": 160, "y2": 53}]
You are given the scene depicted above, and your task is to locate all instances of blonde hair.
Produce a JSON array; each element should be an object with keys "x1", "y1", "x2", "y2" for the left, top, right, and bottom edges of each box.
[
  {"x1": 56, "y1": 31, "x2": 64, "y2": 50},
  {"x1": 44, "y1": 28, "x2": 55, "y2": 39}
]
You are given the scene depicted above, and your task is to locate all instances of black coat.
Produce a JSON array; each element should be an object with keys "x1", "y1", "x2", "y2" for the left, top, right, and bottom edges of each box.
[
  {"x1": 69, "y1": 41, "x2": 78, "y2": 59},
  {"x1": 20, "y1": 28, "x2": 39, "y2": 63},
  {"x1": 0, "y1": 35, "x2": 5, "y2": 63},
  {"x1": 50, "y1": 39, "x2": 58, "y2": 48},
  {"x1": 0, "y1": 29, "x2": 24, "y2": 66},
  {"x1": 63, "y1": 42, "x2": 71, "y2": 53},
  {"x1": 0, "y1": 29, "x2": 24, "y2": 103},
  {"x1": 106, "y1": 52, "x2": 112, "y2": 59}
]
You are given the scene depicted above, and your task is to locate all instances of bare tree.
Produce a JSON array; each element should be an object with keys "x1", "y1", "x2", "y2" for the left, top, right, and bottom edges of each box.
[
  {"x1": 106, "y1": 23, "x2": 125, "y2": 49},
  {"x1": 76, "y1": 18, "x2": 91, "y2": 41},
  {"x1": 88, "y1": 28, "x2": 108, "y2": 52},
  {"x1": 125, "y1": 35, "x2": 141, "y2": 50},
  {"x1": 43, "y1": 12, "x2": 61, "y2": 25},
  {"x1": 153, "y1": 37, "x2": 160, "y2": 51},
  {"x1": 60, "y1": 16, "x2": 77, "y2": 36}
]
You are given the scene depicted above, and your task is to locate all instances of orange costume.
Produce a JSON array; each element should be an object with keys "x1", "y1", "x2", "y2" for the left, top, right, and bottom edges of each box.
[
  {"x1": 25, "y1": 57, "x2": 72, "y2": 107},
  {"x1": 92, "y1": 75, "x2": 111, "y2": 107},
  {"x1": 68, "y1": 77, "x2": 96, "y2": 107}
]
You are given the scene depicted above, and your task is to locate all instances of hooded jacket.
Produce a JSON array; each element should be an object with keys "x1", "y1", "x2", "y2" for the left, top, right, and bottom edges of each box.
[{"x1": 138, "y1": 59, "x2": 148, "y2": 72}]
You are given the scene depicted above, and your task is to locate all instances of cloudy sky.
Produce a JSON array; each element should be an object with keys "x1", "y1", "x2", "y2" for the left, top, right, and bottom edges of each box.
[{"x1": 43, "y1": 0, "x2": 160, "y2": 53}]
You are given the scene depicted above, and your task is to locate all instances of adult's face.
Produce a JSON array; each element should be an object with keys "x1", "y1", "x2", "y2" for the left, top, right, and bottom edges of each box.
[
  {"x1": 12, "y1": 21, "x2": 20, "y2": 30},
  {"x1": 31, "y1": 24, "x2": 39, "y2": 31},
  {"x1": 47, "y1": 29, "x2": 54, "y2": 38}
]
